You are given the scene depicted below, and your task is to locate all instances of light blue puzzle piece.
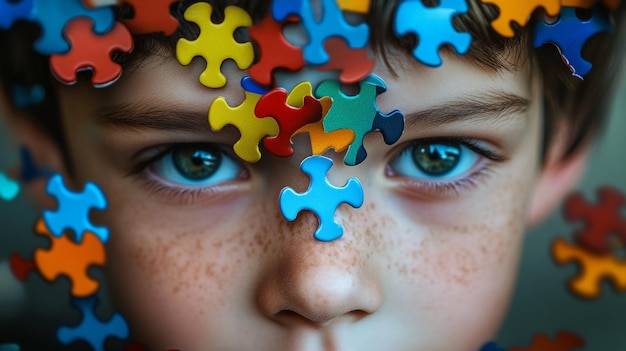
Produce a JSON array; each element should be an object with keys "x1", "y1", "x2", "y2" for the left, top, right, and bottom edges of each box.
[
  {"x1": 43, "y1": 174, "x2": 109, "y2": 243},
  {"x1": 315, "y1": 75, "x2": 404, "y2": 166},
  {"x1": 394, "y1": 0, "x2": 472, "y2": 67},
  {"x1": 31, "y1": 0, "x2": 115, "y2": 55},
  {"x1": 57, "y1": 297, "x2": 129, "y2": 351},
  {"x1": 0, "y1": 172, "x2": 20, "y2": 201},
  {"x1": 271, "y1": 0, "x2": 302, "y2": 22},
  {"x1": 0, "y1": 0, "x2": 33, "y2": 29},
  {"x1": 280, "y1": 155, "x2": 363, "y2": 242},
  {"x1": 534, "y1": 6, "x2": 612, "y2": 79},
  {"x1": 300, "y1": 0, "x2": 369, "y2": 64}
]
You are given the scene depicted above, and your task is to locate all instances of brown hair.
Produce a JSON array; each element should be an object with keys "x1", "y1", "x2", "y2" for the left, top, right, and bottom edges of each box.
[{"x1": 0, "y1": 0, "x2": 624, "y2": 167}]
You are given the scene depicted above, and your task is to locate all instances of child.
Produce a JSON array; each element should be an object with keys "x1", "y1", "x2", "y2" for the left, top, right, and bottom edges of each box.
[{"x1": 0, "y1": 0, "x2": 624, "y2": 350}]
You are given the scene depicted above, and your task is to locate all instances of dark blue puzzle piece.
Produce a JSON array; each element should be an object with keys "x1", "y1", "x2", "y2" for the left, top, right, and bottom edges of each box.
[
  {"x1": 271, "y1": 0, "x2": 302, "y2": 22},
  {"x1": 12, "y1": 83, "x2": 45, "y2": 108},
  {"x1": 394, "y1": 0, "x2": 472, "y2": 67},
  {"x1": 57, "y1": 297, "x2": 129, "y2": 351},
  {"x1": 479, "y1": 342, "x2": 506, "y2": 351},
  {"x1": 43, "y1": 173, "x2": 109, "y2": 243},
  {"x1": 534, "y1": 6, "x2": 612, "y2": 79},
  {"x1": 241, "y1": 76, "x2": 271, "y2": 95},
  {"x1": 0, "y1": 0, "x2": 33, "y2": 30},
  {"x1": 31, "y1": 0, "x2": 116, "y2": 55},
  {"x1": 280, "y1": 155, "x2": 363, "y2": 242},
  {"x1": 19, "y1": 146, "x2": 54, "y2": 183}
]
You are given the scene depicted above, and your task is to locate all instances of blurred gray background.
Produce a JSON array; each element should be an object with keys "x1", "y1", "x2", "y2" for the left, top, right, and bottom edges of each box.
[{"x1": 0, "y1": 76, "x2": 625, "y2": 349}]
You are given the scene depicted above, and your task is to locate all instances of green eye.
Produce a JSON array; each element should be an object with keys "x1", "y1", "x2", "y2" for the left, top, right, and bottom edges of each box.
[
  {"x1": 412, "y1": 143, "x2": 461, "y2": 176},
  {"x1": 172, "y1": 145, "x2": 222, "y2": 180}
]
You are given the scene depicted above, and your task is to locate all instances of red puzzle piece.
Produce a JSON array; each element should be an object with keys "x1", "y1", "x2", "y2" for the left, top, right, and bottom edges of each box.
[
  {"x1": 122, "y1": 0, "x2": 182, "y2": 35},
  {"x1": 255, "y1": 88, "x2": 323, "y2": 157},
  {"x1": 509, "y1": 331, "x2": 585, "y2": 351},
  {"x1": 317, "y1": 37, "x2": 375, "y2": 84},
  {"x1": 50, "y1": 18, "x2": 133, "y2": 87},
  {"x1": 248, "y1": 14, "x2": 305, "y2": 86},
  {"x1": 9, "y1": 252, "x2": 36, "y2": 281},
  {"x1": 564, "y1": 187, "x2": 626, "y2": 253}
]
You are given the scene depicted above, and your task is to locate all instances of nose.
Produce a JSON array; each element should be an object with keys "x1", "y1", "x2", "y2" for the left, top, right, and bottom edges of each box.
[{"x1": 256, "y1": 212, "x2": 383, "y2": 326}]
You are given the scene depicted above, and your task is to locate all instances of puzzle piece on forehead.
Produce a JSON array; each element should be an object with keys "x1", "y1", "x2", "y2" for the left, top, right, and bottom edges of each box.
[
  {"x1": 315, "y1": 75, "x2": 405, "y2": 166},
  {"x1": 43, "y1": 173, "x2": 109, "y2": 243},
  {"x1": 209, "y1": 77, "x2": 279, "y2": 163},
  {"x1": 317, "y1": 37, "x2": 375, "y2": 84},
  {"x1": 552, "y1": 238, "x2": 626, "y2": 299},
  {"x1": 0, "y1": 0, "x2": 33, "y2": 30},
  {"x1": 176, "y1": 3, "x2": 254, "y2": 88},
  {"x1": 481, "y1": 0, "x2": 561, "y2": 37},
  {"x1": 562, "y1": 0, "x2": 620, "y2": 10},
  {"x1": 299, "y1": 0, "x2": 370, "y2": 65},
  {"x1": 19, "y1": 146, "x2": 54, "y2": 183},
  {"x1": 534, "y1": 6, "x2": 612, "y2": 79},
  {"x1": 563, "y1": 187, "x2": 626, "y2": 253},
  {"x1": 31, "y1": 0, "x2": 116, "y2": 55},
  {"x1": 280, "y1": 155, "x2": 364, "y2": 242},
  {"x1": 394, "y1": 0, "x2": 472, "y2": 67},
  {"x1": 57, "y1": 296, "x2": 129, "y2": 351},
  {"x1": 336, "y1": 0, "x2": 371, "y2": 13},
  {"x1": 255, "y1": 83, "x2": 324, "y2": 157},
  {"x1": 50, "y1": 18, "x2": 133, "y2": 87},
  {"x1": 509, "y1": 331, "x2": 585, "y2": 351},
  {"x1": 479, "y1": 342, "x2": 506, "y2": 351},
  {"x1": 0, "y1": 172, "x2": 20, "y2": 201},
  {"x1": 249, "y1": 14, "x2": 305, "y2": 86}
]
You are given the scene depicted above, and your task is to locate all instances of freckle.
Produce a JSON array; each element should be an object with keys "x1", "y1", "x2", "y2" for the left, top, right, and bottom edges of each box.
[{"x1": 213, "y1": 241, "x2": 223, "y2": 249}]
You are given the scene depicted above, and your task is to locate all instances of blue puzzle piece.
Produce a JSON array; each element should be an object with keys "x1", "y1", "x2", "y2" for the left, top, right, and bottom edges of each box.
[
  {"x1": 394, "y1": 0, "x2": 472, "y2": 67},
  {"x1": 0, "y1": 0, "x2": 33, "y2": 29},
  {"x1": 241, "y1": 76, "x2": 271, "y2": 95},
  {"x1": 57, "y1": 297, "x2": 129, "y2": 351},
  {"x1": 315, "y1": 74, "x2": 404, "y2": 166},
  {"x1": 43, "y1": 174, "x2": 109, "y2": 243},
  {"x1": 271, "y1": 0, "x2": 302, "y2": 22},
  {"x1": 534, "y1": 6, "x2": 612, "y2": 79},
  {"x1": 19, "y1": 146, "x2": 54, "y2": 183},
  {"x1": 299, "y1": 0, "x2": 369, "y2": 65},
  {"x1": 12, "y1": 83, "x2": 45, "y2": 108},
  {"x1": 0, "y1": 172, "x2": 20, "y2": 201},
  {"x1": 30, "y1": 0, "x2": 115, "y2": 55},
  {"x1": 280, "y1": 155, "x2": 363, "y2": 242},
  {"x1": 479, "y1": 342, "x2": 506, "y2": 351}
]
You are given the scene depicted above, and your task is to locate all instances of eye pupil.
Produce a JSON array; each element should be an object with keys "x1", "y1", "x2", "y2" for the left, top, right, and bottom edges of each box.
[
  {"x1": 413, "y1": 143, "x2": 461, "y2": 176},
  {"x1": 173, "y1": 145, "x2": 222, "y2": 180}
]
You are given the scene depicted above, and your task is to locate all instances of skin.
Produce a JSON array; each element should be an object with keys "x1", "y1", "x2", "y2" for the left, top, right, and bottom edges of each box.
[{"x1": 7, "y1": 47, "x2": 584, "y2": 350}]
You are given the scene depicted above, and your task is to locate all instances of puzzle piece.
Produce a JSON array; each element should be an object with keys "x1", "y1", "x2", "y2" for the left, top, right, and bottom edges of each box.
[
  {"x1": 248, "y1": 14, "x2": 305, "y2": 86},
  {"x1": 57, "y1": 296, "x2": 129, "y2": 351},
  {"x1": 317, "y1": 37, "x2": 375, "y2": 84},
  {"x1": 315, "y1": 75, "x2": 405, "y2": 165},
  {"x1": 394, "y1": 0, "x2": 472, "y2": 66},
  {"x1": 552, "y1": 238, "x2": 626, "y2": 298},
  {"x1": 299, "y1": 0, "x2": 369, "y2": 64},
  {"x1": 534, "y1": 6, "x2": 612, "y2": 79},
  {"x1": 562, "y1": 0, "x2": 620, "y2": 10},
  {"x1": 479, "y1": 342, "x2": 506, "y2": 351},
  {"x1": 30, "y1": 0, "x2": 116, "y2": 55},
  {"x1": 50, "y1": 18, "x2": 133, "y2": 87},
  {"x1": 121, "y1": 0, "x2": 182, "y2": 35},
  {"x1": 0, "y1": 172, "x2": 20, "y2": 201},
  {"x1": 280, "y1": 155, "x2": 363, "y2": 241},
  {"x1": 9, "y1": 252, "x2": 37, "y2": 281},
  {"x1": 509, "y1": 331, "x2": 585, "y2": 351},
  {"x1": 209, "y1": 77, "x2": 279, "y2": 163},
  {"x1": 563, "y1": 187, "x2": 626, "y2": 253},
  {"x1": 43, "y1": 173, "x2": 109, "y2": 243},
  {"x1": 176, "y1": 3, "x2": 254, "y2": 88},
  {"x1": 255, "y1": 82, "x2": 324, "y2": 157},
  {"x1": 481, "y1": 0, "x2": 561, "y2": 37},
  {"x1": 240, "y1": 75, "x2": 271, "y2": 95},
  {"x1": 0, "y1": 0, "x2": 33, "y2": 30},
  {"x1": 336, "y1": 0, "x2": 371, "y2": 13},
  {"x1": 19, "y1": 146, "x2": 54, "y2": 183},
  {"x1": 271, "y1": 0, "x2": 302, "y2": 22},
  {"x1": 12, "y1": 83, "x2": 45, "y2": 108}
]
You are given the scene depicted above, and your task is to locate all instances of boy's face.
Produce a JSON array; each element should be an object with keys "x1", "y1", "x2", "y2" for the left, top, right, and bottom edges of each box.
[{"x1": 52, "y1": 48, "x2": 542, "y2": 350}]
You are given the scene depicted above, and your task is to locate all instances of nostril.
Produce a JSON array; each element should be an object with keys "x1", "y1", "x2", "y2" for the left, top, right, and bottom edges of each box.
[{"x1": 274, "y1": 309, "x2": 372, "y2": 326}]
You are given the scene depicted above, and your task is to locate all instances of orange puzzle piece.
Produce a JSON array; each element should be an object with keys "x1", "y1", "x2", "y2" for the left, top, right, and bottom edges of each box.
[
  {"x1": 481, "y1": 0, "x2": 562, "y2": 37},
  {"x1": 552, "y1": 238, "x2": 626, "y2": 299},
  {"x1": 509, "y1": 331, "x2": 585, "y2": 351}
]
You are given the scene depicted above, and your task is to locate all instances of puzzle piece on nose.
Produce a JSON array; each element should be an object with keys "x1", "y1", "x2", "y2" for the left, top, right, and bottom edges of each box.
[
  {"x1": 280, "y1": 155, "x2": 364, "y2": 242},
  {"x1": 30, "y1": 0, "x2": 116, "y2": 55},
  {"x1": 481, "y1": 0, "x2": 561, "y2": 37},
  {"x1": 534, "y1": 6, "x2": 612, "y2": 79},
  {"x1": 209, "y1": 77, "x2": 279, "y2": 163},
  {"x1": 176, "y1": 3, "x2": 254, "y2": 88},
  {"x1": 0, "y1": 172, "x2": 20, "y2": 201},
  {"x1": 317, "y1": 37, "x2": 375, "y2": 84},
  {"x1": 552, "y1": 238, "x2": 626, "y2": 299},
  {"x1": 315, "y1": 75, "x2": 405, "y2": 166},
  {"x1": 394, "y1": 0, "x2": 472, "y2": 66},
  {"x1": 509, "y1": 331, "x2": 585, "y2": 351},
  {"x1": 563, "y1": 187, "x2": 626, "y2": 253},
  {"x1": 248, "y1": 14, "x2": 305, "y2": 86},
  {"x1": 57, "y1": 296, "x2": 129, "y2": 351},
  {"x1": 43, "y1": 174, "x2": 109, "y2": 243},
  {"x1": 0, "y1": 0, "x2": 33, "y2": 30},
  {"x1": 50, "y1": 18, "x2": 133, "y2": 87},
  {"x1": 255, "y1": 83, "x2": 324, "y2": 157}
]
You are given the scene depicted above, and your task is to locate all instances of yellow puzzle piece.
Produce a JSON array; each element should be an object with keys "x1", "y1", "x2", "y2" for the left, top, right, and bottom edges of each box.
[
  {"x1": 481, "y1": 0, "x2": 561, "y2": 37},
  {"x1": 552, "y1": 238, "x2": 626, "y2": 299},
  {"x1": 176, "y1": 3, "x2": 254, "y2": 88},
  {"x1": 336, "y1": 0, "x2": 371, "y2": 13}
]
